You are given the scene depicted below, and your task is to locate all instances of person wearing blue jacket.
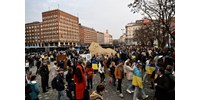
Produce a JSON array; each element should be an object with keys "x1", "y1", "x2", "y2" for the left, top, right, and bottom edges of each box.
[
  {"x1": 29, "y1": 75, "x2": 39, "y2": 100},
  {"x1": 132, "y1": 63, "x2": 148, "y2": 100}
]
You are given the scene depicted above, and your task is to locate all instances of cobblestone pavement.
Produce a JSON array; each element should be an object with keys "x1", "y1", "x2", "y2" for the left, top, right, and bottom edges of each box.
[{"x1": 30, "y1": 62, "x2": 155, "y2": 100}]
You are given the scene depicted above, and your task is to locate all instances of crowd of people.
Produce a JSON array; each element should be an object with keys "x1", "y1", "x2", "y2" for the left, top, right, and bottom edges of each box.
[{"x1": 25, "y1": 46, "x2": 175, "y2": 100}]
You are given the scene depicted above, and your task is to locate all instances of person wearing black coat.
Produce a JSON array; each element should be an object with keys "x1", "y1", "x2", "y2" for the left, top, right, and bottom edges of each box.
[
  {"x1": 120, "y1": 51, "x2": 126, "y2": 62},
  {"x1": 165, "y1": 65, "x2": 175, "y2": 100},
  {"x1": 58, "y1": 60, "x2": 64, "y2": 69},
  {"x1": 56, "y1": 68, "x2": 67, "y2": 100},
  {"x1": 36, "y1": 59, "x2": 41, "y2": 75},
  {"x1": 106, "y1": 56, "x2": 111, "y2": 68},
  {"x1": 66, "y1": 68, "x2": 75, "y2": 99},
  {"x1": 39, "y1": 62, "x2": 49, "y2": 93},
  {"x1": 110, "y1": 61, "x2": 116, "y2": 86},
  {"x1": 67, "y1": 59, "x2": 72, "y2": 68},
  {"x1": 154, "y1": 67, "x2": 169, "y2": 100},
  {"x1": 113, "y1": 54, "x2": 119, "y2": 65}
]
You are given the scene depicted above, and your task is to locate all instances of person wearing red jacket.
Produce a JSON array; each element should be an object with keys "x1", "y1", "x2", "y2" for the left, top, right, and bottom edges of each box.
[
  {"x1": 85, "y1": 61, "x2": 94, "y2": 90},
  {"x1": 74, "y1": 59, "x2": 86, "y2": 100}
]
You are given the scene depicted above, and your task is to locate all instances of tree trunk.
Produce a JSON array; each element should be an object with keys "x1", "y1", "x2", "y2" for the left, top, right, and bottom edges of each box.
[
  {"x1": 161, "y1": 38, "x2": 166, "y2": 48},
  {"x1": 157, "y1": 38, "x2": 161, "y2": 48},
  {"x1": 150, "y1": 39, "x2": 154, "y2": 47}
]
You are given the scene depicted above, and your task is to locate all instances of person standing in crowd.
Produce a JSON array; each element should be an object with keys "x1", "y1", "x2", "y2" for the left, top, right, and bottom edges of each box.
[
  {"x1": 58, "y1": 60, "x2": 64, "y2": 69},
  {"x1": 67, "y1": 58, "x2": 72, "y2": 68},
  {"x1": 52, "y1": 62, "x2": 58, "y2": 78},
  {"x1": 102, "y1": 55, "x2": 108, "y2": 82},
  {"x1": 132, "y1": 63, "x2": 148, "y2": 100},
  {"x1": 25, "y1": 76, "x2": 32, "y2": 100},
  {"x1": 131, "y1": 52, "x2": 137, "y2": 62},
  {"x1": 46, "y1": 61, "x2": 51, "y2": 89},
  {"x1": 50, "y1": 54, "x2": 54, "y2": 62},
  {"x1": 124, "y1": 59, "x2": 134, "y2": 94},
  {"x1": 74, "y1": 59, "x2": 86, "y2": 100},
  {"x1": 120, "y1": 50, "x2": 127, "y2": 62},
  {"x1": 98, "y1": 61, "x2": 105, "y2": 83},
  {"x1": 85, "y1": 61, "x2": 94, "y2": 90},
  {"x1": 28, "y1": 55, "x2": 34, "y2": 68},
  {"x1": 106, "y1": 56, "x2": 112, "y2": 70},
  {"x1": 66, "y1": 67, "x2": 75, "y2": 100},
  {"x1": 154, "y1": 67, "x2": 169, "y2": 100},
  {"x1": 26, "y1": 71, "x2": 33, "y2": 84},
  {"x1": 110, "y1": 61, "x2": 116, "y2": 86},
  {"x1": 39, "y1": 62, "x2": 49, "y2": 93},
  {"x1": 114, "y1": 60, "x2": 124, "y2": 98},
  {"x1": 29, "y1": 75, "x2": 40, "y2": 100},
  {"x1": 143, "y1": 59, "x2": 156, "y2": 89},
  {"x1": 36, "y1": 58, "x2": 41, "y2": 75},
  {"x1": 136, "y1": 52, "x2": 142, "y2": 62},
  {"x1": 91, "y1": 56, "x2": 98, "y2": 74},
  {"x1": 55, "y1": 68, "x2": 67, "y2": 100},
  {"x1": 141, "y1": 54, "x2": 147, "y2": 72},
  {"x1": 113, "y1": 53, "x2": 119, "y2": 65},
  {"x1": 45, "y1": 61, "x2": 51, "y2": 89},
  {"x1": 90, "y1": 84, "x2": 105, "y2": 100},
  {"x1": 165, "y1": 65, "x2": 175, "y2": 100},
  {"x1": 25, "y1": 60, "x2": 30, "y2": 74}
]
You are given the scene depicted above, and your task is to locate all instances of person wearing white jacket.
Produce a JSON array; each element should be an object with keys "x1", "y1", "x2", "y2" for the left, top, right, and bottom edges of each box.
[
  {"x1": 98, "y1": 61, "x2": 105, "y2": 83},
  {"x1": 124, "y1": 59, "x2": 134, "y2": 93}
]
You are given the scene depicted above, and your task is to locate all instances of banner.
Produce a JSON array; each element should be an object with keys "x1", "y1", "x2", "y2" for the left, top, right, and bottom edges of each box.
[{"x1": 92, "y1": 64, "x2": 98, "y2": 70}]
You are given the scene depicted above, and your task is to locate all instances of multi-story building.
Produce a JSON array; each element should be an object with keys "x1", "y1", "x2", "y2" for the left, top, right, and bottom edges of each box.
[
  {"x1": 25, "y1": 21, "x2": 42, "y2": 46},
  {"x1": 79, "y1": 24, "x2": 84, "y2": 44},
  {"x1": 113, "y1": 39, "x2": 119, "y2": 46},
  {"x1": 125, "y1": 21, "x2": 142, "y2": 45},
  {"x1": 104, "y1": 30, "x2": 113, "y2": 44},
  {"x1": 119, "y1": 33, "x2": 126, "y2": 43},
  {"x1": 109, "y1": 34, "x2": 113, "y2": 44},
  {"x1": 41, "y1": 9, "x2": 79, "y2": 46},
  {"x1": 25, "y1": 9, "x2": 114, "y2": 47},
  {"x1": 79, "y1": 24, "x2": 97, "y2": 44},
  {"x1": 97, "y1": 31, "x2": 104, "y2": 44}
]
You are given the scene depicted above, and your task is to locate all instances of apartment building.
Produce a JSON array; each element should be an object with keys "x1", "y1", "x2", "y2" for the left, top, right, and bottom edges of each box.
[
  {"x1": 25, "y1": 21, "x2": 42, "y2": 46},
  {"x1": 41, "y1": 9, "x2": 79, "y2": 46}
]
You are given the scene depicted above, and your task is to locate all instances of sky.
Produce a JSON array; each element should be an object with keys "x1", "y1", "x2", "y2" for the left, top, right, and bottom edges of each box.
[{"x1": 25, "y1": 0, "x2": 143, "y2": 39}]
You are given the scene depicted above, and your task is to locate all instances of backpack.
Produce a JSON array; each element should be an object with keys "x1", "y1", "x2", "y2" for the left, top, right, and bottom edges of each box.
[{"x1": 51, "y1": 76, "x2": 58, "y2": 89}]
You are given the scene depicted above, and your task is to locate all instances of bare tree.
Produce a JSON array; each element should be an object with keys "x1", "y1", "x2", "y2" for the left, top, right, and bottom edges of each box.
[
  {"x1": 128, "y1": 0, "x2": 175, "y2": 48},
  {"x1": 135, "y1": 23, "x2": 155, "y2": 47}
]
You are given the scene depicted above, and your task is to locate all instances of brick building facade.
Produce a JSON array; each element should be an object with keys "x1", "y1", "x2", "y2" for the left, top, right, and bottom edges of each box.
[
  {"x1": 25, "y1": 21, "x2": 42, "y2": 46},
  {"x1": 42, "y1": 9, "x2": 79, "y2": 46},
  {"x1": 79, "y1": 24, "x2": 97, "y2": 44}
]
